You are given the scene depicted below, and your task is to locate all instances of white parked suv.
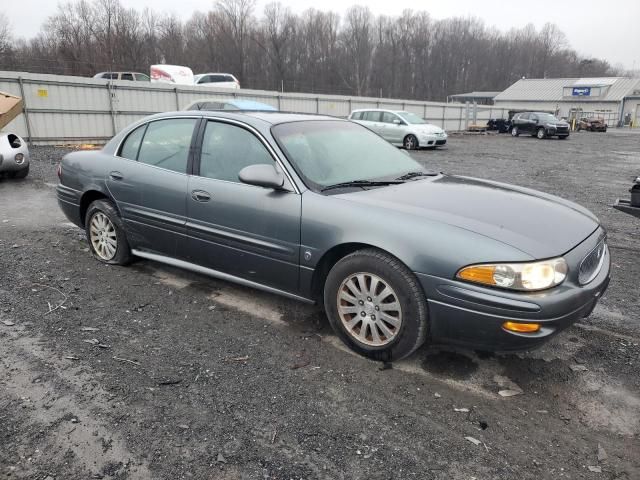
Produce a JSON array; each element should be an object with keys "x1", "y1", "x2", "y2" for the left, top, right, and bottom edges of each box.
[
  {"x1": 349, "y1": 109, "x2": 447, "y2": 150},
  {"x1": 194, "y1": 73, "x2": 240, "y2": 89}
]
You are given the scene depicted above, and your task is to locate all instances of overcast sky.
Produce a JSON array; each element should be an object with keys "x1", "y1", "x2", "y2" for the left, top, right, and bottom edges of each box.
[{"x1": 10, "y1": 0, "x2": 640, "y2": 70}]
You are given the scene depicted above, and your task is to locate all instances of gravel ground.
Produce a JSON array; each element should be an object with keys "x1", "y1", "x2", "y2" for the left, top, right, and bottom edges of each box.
[{"x1": 1, "y1": 130, "x2": 639, "y2": 480}]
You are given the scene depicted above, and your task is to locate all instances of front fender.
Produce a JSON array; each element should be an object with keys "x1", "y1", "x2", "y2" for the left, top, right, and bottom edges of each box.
[{"x1": 300, "y1": 191, "x2": 533, "y2": 280}]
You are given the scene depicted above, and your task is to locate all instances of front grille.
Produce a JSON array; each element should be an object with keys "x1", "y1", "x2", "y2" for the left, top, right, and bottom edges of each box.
[{"x1": 578, "y1": 238, "x2": 607, "y2": 285}]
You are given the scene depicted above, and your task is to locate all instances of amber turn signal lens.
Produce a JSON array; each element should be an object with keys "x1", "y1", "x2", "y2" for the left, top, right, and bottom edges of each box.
[
  {"x1": 502, "y1": 321, "x2": 541, "y2": 333},
  {"x1": 457, "y1": 265, "x2": 496, "y2": 285}
]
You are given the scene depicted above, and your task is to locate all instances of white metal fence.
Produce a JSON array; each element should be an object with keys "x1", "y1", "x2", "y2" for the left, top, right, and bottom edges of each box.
[{"x1": 0, "y1": 71, "x2": 513, "y2": 145}]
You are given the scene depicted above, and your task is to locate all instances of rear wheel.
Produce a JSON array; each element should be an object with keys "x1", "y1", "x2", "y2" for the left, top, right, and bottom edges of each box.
[
  {"x1": 536, "y1": 128, "x2": 546, "y2": 139},
  {"x1": 403, "y1": 134, "x2": 419, "y2": 150},
  {"x1": 85, "y1": 199, "x2": 132, "y2": 265},
  {"x1": 511, "y1": 126, "x2": 519, "y2": 137},
  {"x1": 323, "y1": 249, "x2": 428, "y2": 361}
]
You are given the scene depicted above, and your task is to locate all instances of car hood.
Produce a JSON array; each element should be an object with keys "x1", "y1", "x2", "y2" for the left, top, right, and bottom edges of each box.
[
  {"x1": 337, "y1": 175, "x2": 599, "y2": 259},
  {"x1": 413, "y1": 124, "x2": 445, "y2": 134}
]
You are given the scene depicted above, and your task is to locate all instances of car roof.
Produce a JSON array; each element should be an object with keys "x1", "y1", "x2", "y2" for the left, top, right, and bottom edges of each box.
[
  {"x1": 185, "y1": 99, "x2": 277, "y2": 111},
  {"x1": 147, "y1": 110, "x2": 341, "y2": 126},
  {"x1": 196, "y1": 72, "x2": 237, "y2": 76}
]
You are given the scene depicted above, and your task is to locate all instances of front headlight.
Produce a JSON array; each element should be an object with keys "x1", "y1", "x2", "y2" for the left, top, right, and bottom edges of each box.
[{"x1": 456, "y1": 258, "x2": 567, "y2": 291}]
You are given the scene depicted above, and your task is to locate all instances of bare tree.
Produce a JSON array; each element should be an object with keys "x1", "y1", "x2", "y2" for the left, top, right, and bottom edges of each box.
[
  {"x1": 3, "y1": 0, "x2": 617, "y2": 99},
  {"x1": 215, "y1": 0, "x2": 256, "y2": 83},
  {"x1": 0, "y1": 13, "x2": 11, "y2": 56}
]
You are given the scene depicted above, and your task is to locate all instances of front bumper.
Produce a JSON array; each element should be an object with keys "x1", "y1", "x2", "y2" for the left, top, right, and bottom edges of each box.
[
  {"x1": 546, "y1": 126, "x2": 570, "y2": 137},
  {"x1": 0, "y1": 134, "x2": 30, "y2": 173},
  {"x1": 419, "y1": 133, "x2": 447, "y2": 147},
  {"x1": 415, "y1": 227, "x2": 610, "y2": 351}
]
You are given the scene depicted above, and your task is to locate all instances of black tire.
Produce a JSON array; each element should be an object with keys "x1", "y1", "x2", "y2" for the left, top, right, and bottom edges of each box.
[
  {"x1": 403, "y1": 134, "x2": 419, "y2": 150},
  {"x1": 12, "y1": 165, "x2": 29, "y2": 179},
  {"x1": 323, "y1": 248, "x2": 429, "y2": 361},
  {"x1": 84, "y1": 199, "x2": 133, "y2": 265},
  {"x1": 511, "y1": 126, "x2": 519, "y2": 137},
  {"x1": 536, "y1": 127, "x2": 546, "y2": 139}
]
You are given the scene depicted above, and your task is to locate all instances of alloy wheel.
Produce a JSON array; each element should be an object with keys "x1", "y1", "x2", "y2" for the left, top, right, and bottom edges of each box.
[
  {"x1": 337, "y1": 272, "x2": 402, "y2": 347},
  {"x1": 537, "y1": 128, "x2": 546, "y2": 139},
  {"x1": 89, "y1": 212, "x2": 118, "y2": 260},
  {"x1": 404, "y1": 135, "x2": 417, "y2": 150}
]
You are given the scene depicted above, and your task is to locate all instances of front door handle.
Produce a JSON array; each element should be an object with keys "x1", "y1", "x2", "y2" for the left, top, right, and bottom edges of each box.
[
  {"x1": 191, "y1": 190, "x2": 211, "y2": 202},
  {"x1": 109, "y1": 171, "x2": 123, "y2": 181}
]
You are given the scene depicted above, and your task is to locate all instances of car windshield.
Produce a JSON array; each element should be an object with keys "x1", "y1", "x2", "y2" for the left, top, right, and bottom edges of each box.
[
  {"x1": 272, "y1": 121, "x2": 424, "y2": 191},
  {"x1": 537, "y1": 113, "x2": 561, "y2": 123},
  {"x1": 396, "y1": 112, "x2": 426, "y2": 124}
]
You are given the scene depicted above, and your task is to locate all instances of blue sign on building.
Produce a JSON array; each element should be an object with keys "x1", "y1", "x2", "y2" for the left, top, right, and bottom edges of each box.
[{"x1": 572, "y1": 87, "x2": 591, "y2": 96}]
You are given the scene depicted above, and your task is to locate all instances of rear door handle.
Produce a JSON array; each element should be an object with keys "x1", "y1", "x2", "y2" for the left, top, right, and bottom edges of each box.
[
  {"x1": 191, "y1": 190, "x2": 211, "y2": 202},
  {"x1": 109, "y1": 171, "x2": 123, "y2": 180}
]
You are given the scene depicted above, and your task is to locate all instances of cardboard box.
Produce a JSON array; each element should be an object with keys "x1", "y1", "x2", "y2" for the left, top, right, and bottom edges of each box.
[{"x1": 0, "y1": 91, "x2": 24, "y2": 130}]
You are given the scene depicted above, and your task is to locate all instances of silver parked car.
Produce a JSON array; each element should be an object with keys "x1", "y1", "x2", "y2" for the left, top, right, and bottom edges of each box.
[
  {"x1": 0, "y1": 133, "x2": 29, "y2": 178},
  {"x1": 349, "y1": 109, "x2": 448, "y2": 150},
  {"x1": 57, "y1": 112, "x2": 609, "y2": 361}
]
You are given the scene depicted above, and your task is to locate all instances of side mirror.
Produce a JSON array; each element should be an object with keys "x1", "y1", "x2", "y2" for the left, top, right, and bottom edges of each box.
[
  {"x1": 393, "y1": 119, "x2": 402, "y2": 125},
  {"x1": 239, "y1": 164, "x2": 285, "y2": 190}
]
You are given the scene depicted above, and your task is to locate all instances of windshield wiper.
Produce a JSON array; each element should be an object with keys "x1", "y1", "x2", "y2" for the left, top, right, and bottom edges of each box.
[
  {"x1": 395, "y1": 171, "x2": 439, "y2": 181},
  {"x1": 320, "y1": 179, "x2": 404, "y2": 192}
]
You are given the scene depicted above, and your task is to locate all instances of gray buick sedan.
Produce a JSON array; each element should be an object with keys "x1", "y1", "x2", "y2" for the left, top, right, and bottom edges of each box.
[{"x1": 57, "y1": 111, "x2": 610, "y2": 361}]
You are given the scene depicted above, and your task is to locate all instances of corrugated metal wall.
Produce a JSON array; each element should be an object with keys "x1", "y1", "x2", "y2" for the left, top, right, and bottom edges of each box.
[{"x1": 0, "y1": 71, "x2": 511, "y2": 144}]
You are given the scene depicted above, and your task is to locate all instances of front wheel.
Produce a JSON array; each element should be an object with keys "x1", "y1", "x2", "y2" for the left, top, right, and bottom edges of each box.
[
  {"x1": 536, "y1": 128, "x2": 546, "y2": 139},
  {"x1": 85, "y1": 199, "x2": 133, "y2": 265},
  {"x1": 511, "y1": 127, "x2": 519, "y2": 137},
  {"x1": 323, "y1": 249, "x2": 429, "y2": 361},
  {"x1": 403, "y1": 134, "x2": 419, "y2": 150}
]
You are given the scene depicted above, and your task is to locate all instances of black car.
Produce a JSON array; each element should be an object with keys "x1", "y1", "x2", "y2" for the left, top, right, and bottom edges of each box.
[
  {"x1": 486, "y1": 118, "x2": 510, "y2": 133},
  {"x1": 511, "y1": 112, "x2": 570, "y2": 139}
]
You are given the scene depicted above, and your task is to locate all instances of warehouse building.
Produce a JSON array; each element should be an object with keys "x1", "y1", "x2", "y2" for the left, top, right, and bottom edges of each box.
[
  {"x1": 493, "y1": 77, "x2": 640, "y2": 126},
  {"x1": 447, "y1": 91, "x2": 501, "y2": 105}
]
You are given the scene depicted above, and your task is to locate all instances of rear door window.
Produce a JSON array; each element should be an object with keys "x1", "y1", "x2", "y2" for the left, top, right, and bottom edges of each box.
[
  {"x1": 363, "y1": 111, "x2": 382, "y2": 122},
  {"x1": 121, "y1": 73, "x2": 134, "y2": 81},
  {"x1": 137, "y1": 119, "x2": 198, "y2": 174}
]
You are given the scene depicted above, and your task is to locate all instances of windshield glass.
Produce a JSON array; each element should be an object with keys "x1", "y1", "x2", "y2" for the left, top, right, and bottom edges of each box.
[
  {"x1": 396, "y1": 111, "x2": 426, "y2": 124},
  {"x1": 272, "y1": 121, "x2": 424, "y2": 191},
  {"x1": 537, "y1": 113, "x2": 561, "y2": 123}
]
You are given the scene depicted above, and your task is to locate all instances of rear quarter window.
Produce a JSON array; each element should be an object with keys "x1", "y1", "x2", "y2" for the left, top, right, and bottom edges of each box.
[{"x1": 119, "y1": 125, "x2": 146, "y2": 160}]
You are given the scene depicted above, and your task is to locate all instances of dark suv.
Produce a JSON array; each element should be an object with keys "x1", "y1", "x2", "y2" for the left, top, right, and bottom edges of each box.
[{"x1": 510, "y1": 112, "x2": 570, "y2": 139}]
